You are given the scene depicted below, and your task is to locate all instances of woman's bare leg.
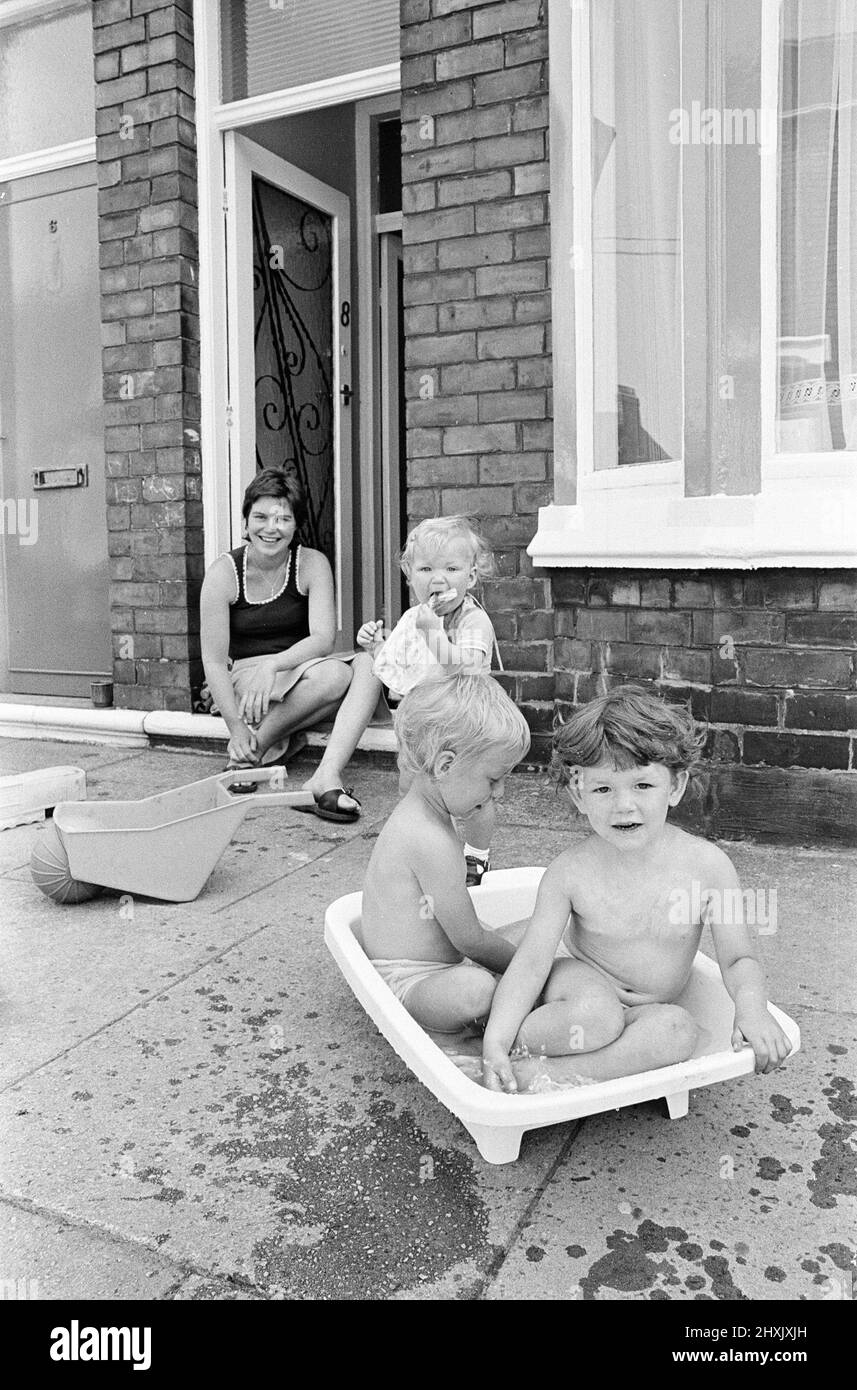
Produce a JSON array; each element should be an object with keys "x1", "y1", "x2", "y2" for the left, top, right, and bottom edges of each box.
[
  {"x1": 304, "y1": 653, "x2": 384, "y2": 798},
  {"x1": 253, "y1": 659, "x2": 353, "y2": 758}
]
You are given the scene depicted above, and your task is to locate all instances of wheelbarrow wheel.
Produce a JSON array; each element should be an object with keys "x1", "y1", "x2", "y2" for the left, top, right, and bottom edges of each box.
[{"x1": 30, "y1": 819, "x2": 102, "y2": 904}]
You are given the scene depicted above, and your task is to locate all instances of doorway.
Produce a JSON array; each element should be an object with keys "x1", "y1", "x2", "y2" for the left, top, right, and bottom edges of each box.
[
  {"x1": 224, "y1": 131, "x2": 353, "y2": 645},
  {"x1": 207, "y1": 97, "x2": 405, "y2": 649}
]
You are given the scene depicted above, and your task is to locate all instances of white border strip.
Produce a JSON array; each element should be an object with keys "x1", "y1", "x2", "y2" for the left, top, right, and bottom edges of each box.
[
  {"x1": 528, "y1": 477, "x2": 857, "y2": 567},
  {"x1": 194, "y1": 0, "x2": 232, "y2": 567},
  {"x1": 0, "y1": 706, "x2": 148, "y2": 748},
  {"x1": 0, "y1": 0, "x2": 81, "y2": 27},
  {"x1": 0, "y1": 703, "x2": 397, "y2": 753},
  {"x1": 211, "y1": 64, "x2": 401, "y2": 130},
  {"x1": 0, "y1": 137, "x2": 95, "y2": 184}
]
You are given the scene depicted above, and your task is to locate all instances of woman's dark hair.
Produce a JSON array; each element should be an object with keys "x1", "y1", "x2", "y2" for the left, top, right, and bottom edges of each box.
[{"x1": 241, "y1": 468, "x2": 307, "y2": 532}]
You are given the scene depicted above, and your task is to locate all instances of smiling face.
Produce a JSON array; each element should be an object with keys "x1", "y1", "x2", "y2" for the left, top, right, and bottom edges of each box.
[
  {"x1": 244, "y1": 495, "x2": 297, "y2": 559},
  {"x1": 569, "y1": 758, "x2": 689, "y2": 851},
  {"x1": 408, "y1": 538, "x2": 477, "y2": 612},
  {"x1": 434, "y1": 744, "x2": 515, "y2": 818}
]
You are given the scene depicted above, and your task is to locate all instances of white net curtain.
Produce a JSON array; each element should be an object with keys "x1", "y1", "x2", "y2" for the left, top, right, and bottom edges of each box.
[
  {"x1": 778, "y1": 0, "x2": 857, "y2": 452},
  {"x1": 590, "y1": 0, "x2": 682, "y2": 470}
]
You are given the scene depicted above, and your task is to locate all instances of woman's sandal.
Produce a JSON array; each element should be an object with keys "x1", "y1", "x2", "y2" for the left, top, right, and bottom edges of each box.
[{"x1": 295, "y1": 786, "x2": 362, "y2": 824}]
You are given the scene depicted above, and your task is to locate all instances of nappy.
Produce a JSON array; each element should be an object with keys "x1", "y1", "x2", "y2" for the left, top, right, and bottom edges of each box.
[
  {"x1": 371, "y1": 955, "x2": 496, "y2": 1007},
  {"x1": 370, "y1": 957, "x2": 459, "y2": 1005}
]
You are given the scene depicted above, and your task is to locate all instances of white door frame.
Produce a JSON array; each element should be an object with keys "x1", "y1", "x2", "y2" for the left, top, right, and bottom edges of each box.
[
  {"x1": 354, "y1": 95, "x2": 401, "y2": 621},
  {"x1": 379, "y1": 229, "x2": 404, "y2": 627},
  {"x1": 224, "y1": 131, "x2": 352, "y2": 638}
]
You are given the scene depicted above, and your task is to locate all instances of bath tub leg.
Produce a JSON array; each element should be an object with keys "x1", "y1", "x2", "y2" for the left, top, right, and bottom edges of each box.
[
  {"x1": 466, "y1": 1123, "x2": 525, "y2": 1164},
  {"x1": 665, "y1": 1090, "x2": 689, "y2": 1119}
]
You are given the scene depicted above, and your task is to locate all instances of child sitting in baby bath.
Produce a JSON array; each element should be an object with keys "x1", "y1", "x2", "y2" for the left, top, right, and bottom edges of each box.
[
  {"x1": 361, "y1": 672, "x2": 530, "y2": 1033},
  {"x1": 482, "y1": 685, "x2": 793, "y2": 1093}
]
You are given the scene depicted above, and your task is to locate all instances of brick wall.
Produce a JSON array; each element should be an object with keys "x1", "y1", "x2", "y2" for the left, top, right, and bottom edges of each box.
[
  {"x1": 400, "y1": 0, "x2": 553, "y2": 751},
  {"x1": 397, "y1": 1, "x2": 856, "y2": 841},
  {"x1": 553, "y1": 570, "x2": 857, "y2": 773},
  {"x1": 92, "y1": 0, "x2": 202, "y2": 712}
]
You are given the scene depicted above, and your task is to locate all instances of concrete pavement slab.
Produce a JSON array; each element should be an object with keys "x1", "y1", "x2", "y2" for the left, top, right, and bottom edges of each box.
[
  {"x1": 2, "y1": 739, "x2": 854, "y2": 1301},
  {"x1": 484, "y1": 1005, "x2": 855, "y2": 1301},
  {"x1": 0, "y1": 741, "x2": 148, "y2": 874},
  {"x1": 0, "y1": 760, "x2": 564, "y2": 1094},
  {"x1": 0, "y1": 865, "x2": 303, "y2": 1089},
  {"x1": 0, "y1": 823, "x2": 41, "y2": 876},
  {"x1": 0, "y1": 741, "x2": 145, "y2": 778},
  {"x1": 0, "y1": 1202, "x2": 268, "y2": 1300},
  {"x1": 0, "y1": 1203, "x2": 188, "y2": 1300},
  {"x1": 724, "y1": 845, "x2": 857, "y2": 1015},
  {"x1": 0, "y1": 829, "x2": 576, "y2": 1300}
]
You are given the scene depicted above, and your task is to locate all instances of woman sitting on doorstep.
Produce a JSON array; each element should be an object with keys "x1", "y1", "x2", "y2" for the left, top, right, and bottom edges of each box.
[{"x1": 200, "y1": 468, "x2": 354, "y2": 797}]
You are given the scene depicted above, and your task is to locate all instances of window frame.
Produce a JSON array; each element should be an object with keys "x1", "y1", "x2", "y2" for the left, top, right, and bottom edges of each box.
[
  {"x1": 0, "y1": 0, "x2": 94, "y2": 176},
  {"x1": 532, "y1": 0, "x2": 857, "y2": 568}
]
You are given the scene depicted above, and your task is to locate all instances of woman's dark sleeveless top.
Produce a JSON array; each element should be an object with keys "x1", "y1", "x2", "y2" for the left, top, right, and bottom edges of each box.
[{"x1": 225, "y1": 538, "x2": 310, "y2": 661}]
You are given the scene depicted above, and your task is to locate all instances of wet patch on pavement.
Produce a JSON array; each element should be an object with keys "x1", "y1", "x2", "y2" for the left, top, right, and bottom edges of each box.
[
  {"x1": 0, "y1": 863, "x2": 564, "y2": 1297},
  {"x1": 486, "y1": 1013, "x2": 856, "y2": 1301}
]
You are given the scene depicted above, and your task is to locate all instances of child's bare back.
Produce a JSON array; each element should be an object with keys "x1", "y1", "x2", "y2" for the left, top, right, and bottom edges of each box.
[
  {"x1": 361, "y1": 672, "x2": 531, "y2": 1035},
  {"x1": 362, "y1": 791, "x2": 464, "y2": 965}
]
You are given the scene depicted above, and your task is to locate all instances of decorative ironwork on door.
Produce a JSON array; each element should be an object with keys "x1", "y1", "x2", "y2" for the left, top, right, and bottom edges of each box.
[{"x1": 251, "y1": 175, "x2": 335, "y2": 558}]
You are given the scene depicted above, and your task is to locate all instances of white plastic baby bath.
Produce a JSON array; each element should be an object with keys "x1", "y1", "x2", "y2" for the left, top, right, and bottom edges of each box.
[{"x1": 324, "y1": 868, "x2": 801, "y2": 1163}]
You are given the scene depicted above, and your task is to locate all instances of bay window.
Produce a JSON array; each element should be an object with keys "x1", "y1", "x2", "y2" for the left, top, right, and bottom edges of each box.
[{"x1": 532, "y1": 0, "x2": 857, "y2": 567}]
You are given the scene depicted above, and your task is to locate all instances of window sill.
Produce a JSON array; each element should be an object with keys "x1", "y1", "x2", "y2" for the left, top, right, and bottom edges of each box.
[{"x1": 528, "y1": 472, "x2": 857, "y2": 569}]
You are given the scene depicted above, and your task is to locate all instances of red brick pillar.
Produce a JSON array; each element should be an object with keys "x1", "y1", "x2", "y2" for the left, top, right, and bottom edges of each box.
[
  {"x1": 92, "y1": 0, "x2": 202, "y2": 712},
  {"x1": 400, "y1": 0, "x2": 554, "y2": 758}
]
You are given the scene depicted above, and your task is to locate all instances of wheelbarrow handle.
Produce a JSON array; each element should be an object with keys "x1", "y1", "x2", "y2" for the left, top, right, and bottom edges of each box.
[
  {"x1": 249, "y1": 790, "x2": 315, "y2": 808},
  {"x1": 217, "y1": 770, "x2": 315, "y2": 808}
]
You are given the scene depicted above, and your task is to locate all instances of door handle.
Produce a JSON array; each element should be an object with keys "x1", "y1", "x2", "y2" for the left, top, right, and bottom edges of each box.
[{"x1": 339, "y1": 384, "x2": 353, "y2": 407}]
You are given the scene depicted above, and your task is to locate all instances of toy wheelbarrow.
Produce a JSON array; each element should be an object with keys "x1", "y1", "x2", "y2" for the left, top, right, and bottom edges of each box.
[{"x1": 30, "y1": 769, "x2": 314, "y2": 904}]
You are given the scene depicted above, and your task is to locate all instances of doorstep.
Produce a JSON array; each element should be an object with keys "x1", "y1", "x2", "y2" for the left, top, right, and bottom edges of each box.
[{"x1": 0, "y1": 702, "x2": 399, "y2": 756}]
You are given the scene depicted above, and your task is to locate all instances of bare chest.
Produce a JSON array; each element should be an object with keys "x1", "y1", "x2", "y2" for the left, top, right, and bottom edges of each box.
[{"x1": 573, "y1": 866, "x2": 702, "y2": 943}]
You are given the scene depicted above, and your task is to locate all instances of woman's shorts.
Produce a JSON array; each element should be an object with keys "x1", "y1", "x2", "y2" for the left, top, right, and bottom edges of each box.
[{"x1": 200, "y1": 651, "x2": 357, "y2": 716}]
